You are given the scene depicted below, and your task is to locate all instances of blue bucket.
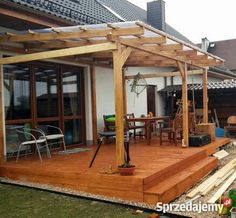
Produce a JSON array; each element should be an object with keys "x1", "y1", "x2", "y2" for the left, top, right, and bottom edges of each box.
[{"x1": 215, "y1": 127, "x2": 225, "y2": 137}]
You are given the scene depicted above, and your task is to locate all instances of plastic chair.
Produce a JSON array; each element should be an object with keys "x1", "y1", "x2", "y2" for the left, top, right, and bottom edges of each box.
[
  {"x1": 37, "y1": 125, "x2": 66, "y2": 151},
  {"x1": 16, "y1": 128, "x2": 51, "y2": 162}
]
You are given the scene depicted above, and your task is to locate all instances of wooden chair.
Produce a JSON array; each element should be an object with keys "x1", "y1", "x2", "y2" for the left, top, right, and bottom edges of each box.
[
  {"x1": 159, "y1": 114, "x2": 183, "y2": 146},
  {"x1": 125, "y1": 113, "x2": 146, "y2": 138},
  {"x1": 224, "y1": 116, "x2": 236, "y2": 137},
  {"x1": 159, "y1": 112, "x2": 197, "y2": 146}
]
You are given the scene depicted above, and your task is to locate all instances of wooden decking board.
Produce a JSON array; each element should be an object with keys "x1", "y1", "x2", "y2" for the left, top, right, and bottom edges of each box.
[
  {"x1": 144, "y1": 157, "x2": 218, "y2": 204},
  {"x1": 143, "y1": 150, "x2": 207, "y2": 189},
  {"x1": 0, "y1": 137, "x2": 229, "y2": 204}
]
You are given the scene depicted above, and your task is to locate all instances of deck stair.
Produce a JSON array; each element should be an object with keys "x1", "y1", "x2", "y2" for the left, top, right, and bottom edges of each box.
[{"x1": 143, "y1": 151, "x2": 218, "y2": 204}]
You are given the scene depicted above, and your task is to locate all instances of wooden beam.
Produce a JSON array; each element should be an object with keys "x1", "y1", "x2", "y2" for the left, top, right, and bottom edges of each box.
[
  {"x1": 187, "y1": 158, "x2": 236, "y2": 198},
  {"x1": 176, "y1": 61, "x2": 185, "y2": 79},
  {"x1": 25, "y1": 36, "x2": 166, "y2": 50},
  {"x1": 124, "y1": 70, "x2": 203, "y2": 79},
  {"x1": 0, "y1": 42, "x2": 117, "y2": 65},
  {"x1": 90, "y1": 65, "x2": 98, "y2": 146},
  {"x1": 121, "y1": 47, "x2": 133, "y2": 66},
  {"x1": 178, "y1": 62, "x2": 189, "y2": 147},
  {"x1": 203, "y1": 69, "x2": 208, "y2": 123},
  {"x1": 208, "y1": 171, "x2": 236, "y2": 204},
  {"x1": 121, "y1": 41, "x2": 207, "y2": 69},
  {"x1": 0, "y1": 55, "x2": 4, "y2": 164},
  {"x1": 0, "y1": 27, "x2": 144, "y2": 43},
  {"x1": 113, "y1": 44, "x2": 125, "y2": 166},
  {"x1": 122, "y1": 69, "x2": 127, "y2": 115},
  {"x1": 136, "y1": 21, "x2": 224, "y2": 64}
]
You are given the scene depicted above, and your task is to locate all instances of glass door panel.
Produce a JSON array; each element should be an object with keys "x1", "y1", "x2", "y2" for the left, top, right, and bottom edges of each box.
[
  {"x1": 35, "y1": 67, "x2": 58, "y2": 118},
  {"x1": 62, "y1": 71, "x2": 81, "y2": 116},
  {"x1": 4, "y1": 64, "x2": 31, "y2": 120},
  {"x1": 64, "y1": 119, "x2": 82, "y2": 145}
]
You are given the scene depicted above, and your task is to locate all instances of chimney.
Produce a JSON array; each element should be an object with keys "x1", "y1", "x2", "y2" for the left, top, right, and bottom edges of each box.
[
  {"x1": 147, "y1": 0, "x2": 166, "y2": 31},
  {"x1": 201, "y1": 37, "x2": 210, "y2": 52}
]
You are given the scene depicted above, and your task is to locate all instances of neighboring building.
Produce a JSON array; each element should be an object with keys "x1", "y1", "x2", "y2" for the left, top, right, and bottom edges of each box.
[
  {"x1": 206, "y1": 38, "x2": 236, "y2": 74},
  {"x1": 0, "y1": 0, "x2": 234, "y2": 155}
]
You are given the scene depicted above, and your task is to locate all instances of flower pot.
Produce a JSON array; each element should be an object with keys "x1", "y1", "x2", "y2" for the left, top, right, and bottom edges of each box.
[{"x1": 118, "y1": 166, "x2": 135, "y2": 176}]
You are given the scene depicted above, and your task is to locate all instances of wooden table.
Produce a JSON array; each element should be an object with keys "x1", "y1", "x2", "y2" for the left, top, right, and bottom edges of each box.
[{"x1": 127, "y1": 116, "x2": 170, "y2": 145}]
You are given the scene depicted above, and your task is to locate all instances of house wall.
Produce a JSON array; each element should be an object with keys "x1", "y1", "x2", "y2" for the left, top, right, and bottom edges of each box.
[{"x1": 95, "y1": 66, "x2": 224, "y2": 130}]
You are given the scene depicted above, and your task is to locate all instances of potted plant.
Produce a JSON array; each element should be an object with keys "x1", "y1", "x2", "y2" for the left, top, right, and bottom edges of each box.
[
  {"x1": 118, "y1": 140, "x2": 135, "y2": 176},
  {"x1": 118, "y1": 162, "x2": 135, "y2": 176}
]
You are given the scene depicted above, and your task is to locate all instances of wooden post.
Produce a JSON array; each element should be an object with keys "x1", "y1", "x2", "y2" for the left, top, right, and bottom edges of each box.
[
  {"x1": 122, "y1": 69, "x2": 127, "y2": 115},
  {"x1": 90, "y1": 65, "x2": 98, "y2": 145},
  {"x1": 182, "y1": 63, "x2": 189, "y2": 147},
  {"x1": 0, "y1": 59, "x2": 4, "y2": 164},
  {"x1": 203, "y1": 69, "x2": 208, "y2": 123},
  {"x1": 113, "y1": 45, "x2": 125, "y2": 165},
  {"x1": 177, "y1": 61, "x2": 189, "y2": 147}
]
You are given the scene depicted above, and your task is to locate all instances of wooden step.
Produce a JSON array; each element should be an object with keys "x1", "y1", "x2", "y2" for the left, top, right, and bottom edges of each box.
[
  {"x1": 144, "y1": 157, "x2": 218, "y2": 204},
  {"x1": 143, "y1": 149, "x2": 207, "y2": 189}
]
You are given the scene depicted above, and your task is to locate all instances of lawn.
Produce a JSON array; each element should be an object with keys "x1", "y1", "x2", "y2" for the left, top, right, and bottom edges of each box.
[{"x1": 0, "y1": 183, "x2": 157, "y2": 218}]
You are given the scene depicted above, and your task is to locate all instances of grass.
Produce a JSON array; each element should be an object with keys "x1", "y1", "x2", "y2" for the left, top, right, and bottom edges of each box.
[{"x1": 0, "y1": 183, "x2": 154, "y2": 218}]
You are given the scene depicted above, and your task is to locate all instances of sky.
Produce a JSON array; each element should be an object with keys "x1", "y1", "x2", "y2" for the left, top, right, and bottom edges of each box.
[{"x1": 128, "y1": 0, "x2": 236, "y2": 43}]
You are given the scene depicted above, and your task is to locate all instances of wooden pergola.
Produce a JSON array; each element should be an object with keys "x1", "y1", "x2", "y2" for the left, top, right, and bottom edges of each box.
[{"x1": 0, "y1": 21, "x2": 224, "y2": 165}]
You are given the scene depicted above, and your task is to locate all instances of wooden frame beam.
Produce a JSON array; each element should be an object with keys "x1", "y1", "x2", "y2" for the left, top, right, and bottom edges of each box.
[
  {"x1": 0, "y1": 27, "x2": 144, "y2": 43},
  {"x1": 203, "y1": 69, "x2": 208, "y2": 123},
  {"x1": 0, "y1": 42, "x2": 117, "y2": 65},
  {"x1": 122, "y1": 69, "x2": 127, "y2": 115},
  {"x1": 177, "y1": 61, "x2": 189, "y2": 147},
  {"x1": 136, "y1": 21, "x2": 224, "y2": 64},
  {"x1": 121, "y1": 41, "x2": 208, "y2": 69},
  {"x1": 124, "y1": 70, "x2": 203, "y2": 80},
  {"x1": 0, "y1": 55, "x2": 4, "y2": 164},
  {"x1": 113, "y1": 44, "x2": 125, "y2": 165},
  {"x1": 90, "y1": 65, "x2": 98, "y2": 145},
  {"x1": 25, "y1": 36, "x2": 166, "y2": 50}
]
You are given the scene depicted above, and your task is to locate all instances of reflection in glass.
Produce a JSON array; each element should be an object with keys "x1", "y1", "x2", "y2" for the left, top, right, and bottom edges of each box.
[
  {"x1": 6, "y1": 123, "x2": 31, "y2": 157},
  {"x1": 37, "y1": 121, "x2": 61, "y2": 150},
  {"x1": 4, "y1": 64, "x2": 31, "y2": 120},
  {"x1": 35, "y1": 67, "x2": 58, "y2": 117},
  {"x1": 64, "y1": 119, "x2": 82, "y2": 145},
  {"x1": 63, "y1": 71, "x2": 81, "y2": 116}
]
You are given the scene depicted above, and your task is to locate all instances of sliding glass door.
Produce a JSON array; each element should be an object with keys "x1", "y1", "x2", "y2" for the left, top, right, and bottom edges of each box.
[
  {"x1": 62, "y1": 69, "x2": 84, "y2": 145},
  {"x1": 4, "y1": 62, "x2": 85, "y2": 157}
]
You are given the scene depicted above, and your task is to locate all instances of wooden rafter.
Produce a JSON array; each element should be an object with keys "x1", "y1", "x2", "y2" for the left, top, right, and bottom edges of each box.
[
  {"x1": 121, "y1": 41, "x2": 211, "y2": 69},
  {"x1": 124, "y1": 69, "x2": 203, "y2": 79},
  {"x1": 136, "y1": 21, "x2": 224, "y2": 63},
  {"x1": 0, "y1": 42, "x2": 117, "y2": 65},
  {"x1": 0, "y1": 27, "x2": 144, "y2": 43},
  {"x1": 24, "y1": 36, "x2": 167, "y2": 50}
]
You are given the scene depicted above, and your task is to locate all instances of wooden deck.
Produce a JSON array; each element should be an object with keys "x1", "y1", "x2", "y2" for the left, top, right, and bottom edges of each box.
[{"x1": 0, "y1": 137, "x2": 230, "y2": 204}]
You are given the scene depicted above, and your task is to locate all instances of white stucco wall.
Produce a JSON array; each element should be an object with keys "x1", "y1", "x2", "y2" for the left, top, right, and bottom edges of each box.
[
  {"x1": 95, "y1": 66, "x2": 225, "y2": 131},
  {"x1": 95, "y1": 66, "x2": 174, "y2": 130}
]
